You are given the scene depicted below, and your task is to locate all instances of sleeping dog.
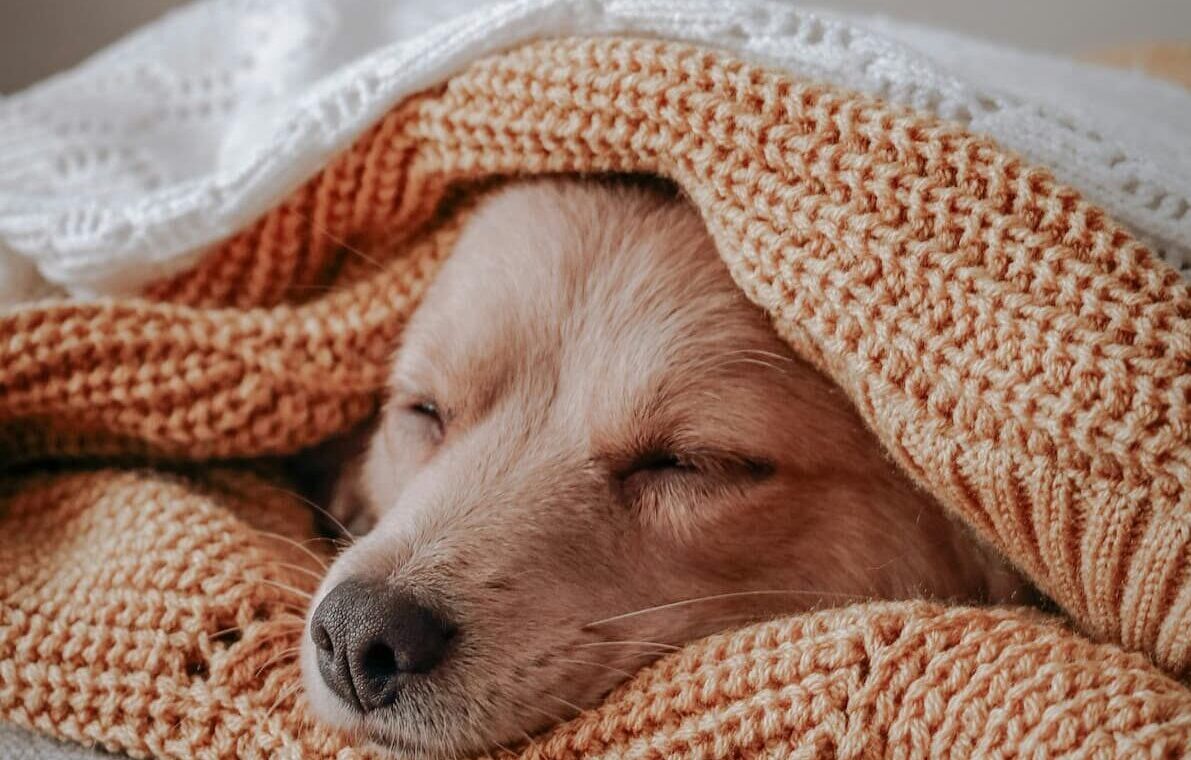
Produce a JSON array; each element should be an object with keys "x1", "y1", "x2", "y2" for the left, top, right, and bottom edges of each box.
[{"x1": 300, "y1": 178, "x2": 1025, "y2": 757}]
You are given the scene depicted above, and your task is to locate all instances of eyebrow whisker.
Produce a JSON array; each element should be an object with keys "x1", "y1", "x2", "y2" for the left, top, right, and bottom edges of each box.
[{"x1": 255, "y1": 483, "x2": 357, "y2": 545}]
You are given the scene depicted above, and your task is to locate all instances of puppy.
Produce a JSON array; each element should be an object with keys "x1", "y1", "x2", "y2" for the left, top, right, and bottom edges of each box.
[{"x1": 300, "y1": 178, "x2": 1024, "y2": 758}]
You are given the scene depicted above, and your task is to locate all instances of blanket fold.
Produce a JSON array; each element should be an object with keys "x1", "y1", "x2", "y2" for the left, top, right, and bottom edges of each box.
[{"x1": 2, "y1": 37, "x2": 1189, "y2": 758}]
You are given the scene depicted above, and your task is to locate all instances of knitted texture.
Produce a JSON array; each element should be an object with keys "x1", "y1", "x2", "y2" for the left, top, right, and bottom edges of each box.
[
  {"x1": 3, "y1": 471, "x2": 1189, "y2": 759},
  {"x1": 4, "y1": 0, "x2": 1190, "y2": 305},
  {"x1": 1, "y1": 38, "x2": 1189, "y2": 757}
]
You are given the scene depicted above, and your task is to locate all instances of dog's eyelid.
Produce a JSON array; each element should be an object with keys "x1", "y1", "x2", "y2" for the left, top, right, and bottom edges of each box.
[
  {"x1": 392, "y1": 385, "x2": 446, "y2": 419},
  {"x1": 617, "y1": 446, "x2": 773, "y2": 481},
  {"x1": 631, "y1": 449, "x2": 690, "y2": 472},
  {"x1": 409, "y1": 399, "x2": 441, "y2": 418},
  {"x1": 403, "y1": 396, "x2": 449, "y2": 440}
]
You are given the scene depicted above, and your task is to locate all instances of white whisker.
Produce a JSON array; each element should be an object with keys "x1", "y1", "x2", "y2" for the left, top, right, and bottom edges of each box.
[
  {"x1": 582, "y1": 588, "x2": 866, "y2": 629},
  {"x1": 292, "y1": 206, "x2": 388, "y2": 274},
  {"x1": 264, "y1": 680, "x2": 304, "y2": 723},
  {"x1": 243, "y1": 577, "x2": 315, "y2": 603},
  {"x1": 257, "y1": 482, "x2": 356, "y2": 544},
  {"x1": 541, "y1": 692, "x2": 585, "y2": 715},
  {"x1": 254, "y1": 647, "x2": 302, "y2": 679},
  {"x1": 517, "y1": 727, "x2": 540, "y2": 756},
  {"x1": 717, "y1": 348, "x2": 794, "y2": 365},
  {"x1": 508, "y1": 696, "x2": 566, "y2": 725},
  {"x1": 575, "y1": 639, "x2": 681, "y2": 652},
  {"x1": 555, "y1": 657, "x2": 637, "y2": 679},
  {"x1": 251, "y1": 529, "x2": 331, "y2": 571},
  {"x1": 253, "y1": 560, "x2": 326, "y2": 581}
]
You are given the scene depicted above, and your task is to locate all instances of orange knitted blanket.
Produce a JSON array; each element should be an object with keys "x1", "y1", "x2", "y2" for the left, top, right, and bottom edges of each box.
[{"x1": 2, "y1": 39, "x2": 1189, "y2": 758}]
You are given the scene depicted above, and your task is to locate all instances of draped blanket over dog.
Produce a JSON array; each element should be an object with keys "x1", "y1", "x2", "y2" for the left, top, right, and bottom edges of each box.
[{"x1": 2, "y1": 37, "x2": 1189, "y2": 758}]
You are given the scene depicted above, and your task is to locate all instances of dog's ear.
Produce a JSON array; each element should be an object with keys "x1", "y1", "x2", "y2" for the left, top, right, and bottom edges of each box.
[{"x1": 286, "y1": 415, "x2": 379, "y2": 537}]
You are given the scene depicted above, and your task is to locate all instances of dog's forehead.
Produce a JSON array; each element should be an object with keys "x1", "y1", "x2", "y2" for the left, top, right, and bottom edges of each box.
[{"x1": 396, "y1": 181, "x2": 774, "y2": 410}]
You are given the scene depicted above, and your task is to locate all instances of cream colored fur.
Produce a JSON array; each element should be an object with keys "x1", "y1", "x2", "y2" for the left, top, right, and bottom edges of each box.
[{"x1": 301, "y1": 179, "x2": 1024, "y2": 758}]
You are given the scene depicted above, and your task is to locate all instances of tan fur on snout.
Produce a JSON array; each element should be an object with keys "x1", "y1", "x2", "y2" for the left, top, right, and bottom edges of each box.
[{"x1": 301, "y1": 178, "x2": 1026, "y2": 758}]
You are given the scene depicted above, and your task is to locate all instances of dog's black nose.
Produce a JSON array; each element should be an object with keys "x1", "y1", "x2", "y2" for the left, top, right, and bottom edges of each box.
[{"x1": 310, "y1": 578, "x2": 454, "y2": 711}]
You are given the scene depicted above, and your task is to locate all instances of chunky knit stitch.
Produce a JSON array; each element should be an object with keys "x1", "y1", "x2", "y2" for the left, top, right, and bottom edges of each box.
[
  {"x1": 3, "y1": 1, "x2": 1190, "y2": 303},
  {"x1": 1, "y1": 39, "x2": 1189, "y2": 758}
]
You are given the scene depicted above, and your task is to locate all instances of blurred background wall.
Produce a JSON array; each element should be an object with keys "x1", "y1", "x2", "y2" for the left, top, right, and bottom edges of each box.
[{"x1": 0, "y1": 0, "x2": 1189, "y2": 93}]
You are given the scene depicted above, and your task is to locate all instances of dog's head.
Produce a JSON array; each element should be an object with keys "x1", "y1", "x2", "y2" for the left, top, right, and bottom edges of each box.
[{"x1": 300, "y1": 179, "x2": 1013, "y2": 757}]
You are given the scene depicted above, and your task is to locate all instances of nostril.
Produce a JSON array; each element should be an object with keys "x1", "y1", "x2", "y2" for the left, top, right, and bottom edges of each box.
[
  {"x1": 362, "y1": 642, "x2": 398, "y2": 683},
  {"x1": 312, "y1": 623, "x2": 334, "y2": 653},
  {"x1": 309, "y1": 578, "x2": 457, "y2": 711},
  {"x1": 385, "y1": 602, "x2": 453, "y2": 674}
]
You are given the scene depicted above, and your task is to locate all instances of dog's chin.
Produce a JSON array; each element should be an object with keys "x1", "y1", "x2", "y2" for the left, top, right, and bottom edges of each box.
[
  {"x1": 356, "y1": 727, "x2": 450, "y2": 760},
  {"x1": 299, "y1": 639, "x2": 521, "y2": 760}
]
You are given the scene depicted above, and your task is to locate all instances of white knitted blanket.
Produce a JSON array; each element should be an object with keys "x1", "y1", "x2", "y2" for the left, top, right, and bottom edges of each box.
[{"x1": 0, "y1": 0, "x2": 1188, "y2": 308}]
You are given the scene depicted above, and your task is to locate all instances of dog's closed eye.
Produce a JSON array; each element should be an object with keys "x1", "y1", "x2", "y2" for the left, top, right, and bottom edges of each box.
[
  {"x1": 617, "y1": 448, "x2": 773, "y2": 503},
  {"x1": 624, "y1": 450, "x2": 694, "y2": 476},
  {"x1": 406, "y1": 399, "x2": 446, "y2": 442}
]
